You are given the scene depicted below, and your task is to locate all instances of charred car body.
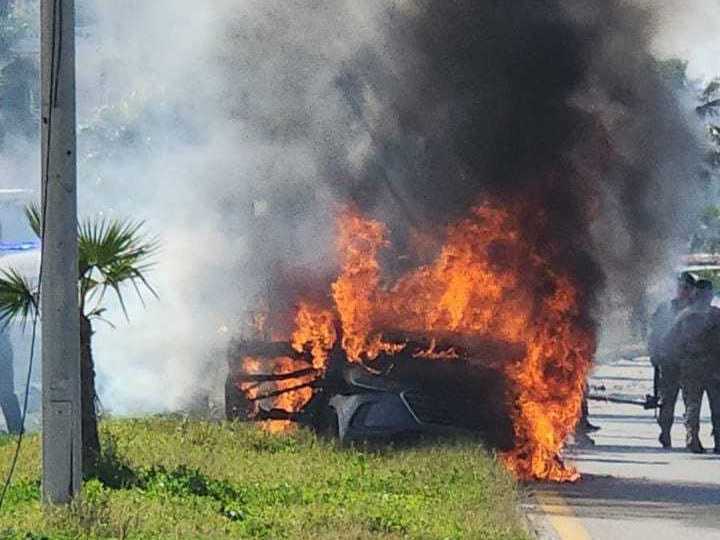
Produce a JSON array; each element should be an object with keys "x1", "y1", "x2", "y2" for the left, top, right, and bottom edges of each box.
[{"x1": 225, "y1": 338, "x2": 515, "y2": 450}]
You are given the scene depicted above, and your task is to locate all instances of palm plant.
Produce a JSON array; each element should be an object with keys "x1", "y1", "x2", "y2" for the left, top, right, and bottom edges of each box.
[{"x1": 0, "y1": 205, "x2": 158, "y2": 473}]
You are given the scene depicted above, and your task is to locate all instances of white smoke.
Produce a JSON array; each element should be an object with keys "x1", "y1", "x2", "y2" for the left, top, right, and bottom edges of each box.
[
  {"x1": 75, "y1": 0, "x2": 390, "y2": 413},
  {"x1": 1, "y1": 1, "x2": 719, "y2": 411},
  {"x1": 83, "y1": 0, "x2": 720, "y2": 407}
]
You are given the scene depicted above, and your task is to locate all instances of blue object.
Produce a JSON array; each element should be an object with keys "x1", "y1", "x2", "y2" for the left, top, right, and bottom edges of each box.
[{"x1": 0, "y1": 241, "x2": 40, "y2": 252}]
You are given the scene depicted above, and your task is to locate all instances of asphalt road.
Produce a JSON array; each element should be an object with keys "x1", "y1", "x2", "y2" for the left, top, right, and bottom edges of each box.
[{"x1": 528, "y1": 356, "x2": 720, "y2": 540}]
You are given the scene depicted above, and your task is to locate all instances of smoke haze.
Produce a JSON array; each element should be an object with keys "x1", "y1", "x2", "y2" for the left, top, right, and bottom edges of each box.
[{"x1": 1, "y1": 0, "x2": 718, "y2": 412}]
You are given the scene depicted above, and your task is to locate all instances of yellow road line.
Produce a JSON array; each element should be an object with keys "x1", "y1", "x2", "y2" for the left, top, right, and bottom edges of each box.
[{"x1": 535, "y1": 490, "x2": 592, "y2": 540}]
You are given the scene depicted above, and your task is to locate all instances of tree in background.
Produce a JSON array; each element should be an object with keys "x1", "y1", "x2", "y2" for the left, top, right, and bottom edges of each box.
[
  {"x1": 0, "y1": 0, "x2": 39, "y2": 145},
  {"x1": 0, "y1": 206, "x2": 158, "y2": 474},
  {"x1": 697, "y1": 78, "x2": 720, "y2": 174},
  {"x1": 691, "y1": 77, "x2": 720, "y2": 253},
  {"x1": 659, "y1": 59, "x2": 720, "y2": 253}
]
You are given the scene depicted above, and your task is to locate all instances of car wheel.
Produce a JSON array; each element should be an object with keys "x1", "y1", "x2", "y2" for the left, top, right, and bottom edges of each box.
[
  {"x1": 317, "y1": 405, "x2": 339, "y2": 439},
  {"x1": 225, "y1": 376, "x2": 249, "y2": 421}
]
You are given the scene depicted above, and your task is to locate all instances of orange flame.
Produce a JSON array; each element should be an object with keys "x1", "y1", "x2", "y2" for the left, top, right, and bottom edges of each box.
[
  {"x1": 412, "y1": 339, "x2": 460, "y2": 360},
  {"x1": 291, "y1": 302, "x2": 337, "y2": 370},
  {"x1": 237, "y1": 201, "x2": 594, "y2": 479},
  {"x1": 322, "y1": 203, "x2": 593, "y2": 481},
  {"x1": 501, "y1": 278, "x2": 594, "y2": 481},
  {"x1": 271, "y1": 357, "x2": 315, "y2": 414},
  {"x1": 238, "y1": 355, "x2": 316, "y2": 432},
  {"x1": 330, "y1": 212, "x2": 400, "y2": 361},
  {"x1": 260, "y1": 420, "x2": 298, "y2": 434}
]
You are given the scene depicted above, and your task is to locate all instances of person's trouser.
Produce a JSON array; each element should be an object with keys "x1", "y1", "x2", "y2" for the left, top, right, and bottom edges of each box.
[
  {"x1": 706, "y1": 380, "x2": 720, "y2": 447},
  {"x1": 0, "y1": 332, "x2": 21, "y2": 434},
  {"x1": 681, "y1": 377, "x2": 704, "y2": 444},
  {"x1": 657, "y1": 364, "x2": 681, "y2": 434},
  {"x1": 0, "y1": 389, "x2": 21, "y2": 434}
]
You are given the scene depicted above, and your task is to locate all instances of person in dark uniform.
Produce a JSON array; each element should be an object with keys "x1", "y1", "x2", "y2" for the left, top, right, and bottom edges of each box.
[
  {"x1": 706, "y1": 322, "x2": 720, "y2": 454},
  {"x1": 648, "y1": 271, "x2": 696, "y2": 448},
  {"x1": 666, "y1": 279, "x2": 720, "y2": 453},
  {"x1": 0, "y1": 329, "x2": 21, "y2": 434}
]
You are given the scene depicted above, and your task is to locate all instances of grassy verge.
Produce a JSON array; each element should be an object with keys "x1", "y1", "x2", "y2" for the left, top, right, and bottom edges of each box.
[{"x1": 0, "y1": 418, "x2": 530, "y2": 539}]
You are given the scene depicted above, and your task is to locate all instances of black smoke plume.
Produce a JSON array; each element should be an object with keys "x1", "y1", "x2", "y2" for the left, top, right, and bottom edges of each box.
[{"x1": 223, "y1": 1, "x2": 703, "y2": 331}]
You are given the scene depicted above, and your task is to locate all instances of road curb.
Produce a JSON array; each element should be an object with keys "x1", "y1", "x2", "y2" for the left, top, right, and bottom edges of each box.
[
  {"x1": 523, "y1": 487, "x2": 592, "y2": 540},
  {"x1": 522, "y1": 490, "x2": 562, "y2": 540}
]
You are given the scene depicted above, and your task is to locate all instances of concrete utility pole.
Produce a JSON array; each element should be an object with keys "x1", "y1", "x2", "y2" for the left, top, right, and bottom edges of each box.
[{"x1": 40, "y1": 0, "x2": 81, "y2": 503}]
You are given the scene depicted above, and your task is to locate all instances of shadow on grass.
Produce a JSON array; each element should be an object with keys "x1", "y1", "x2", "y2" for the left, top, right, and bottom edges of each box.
[
  {"x1": 92, "y1": 436, "x2": 140, "y2": 490},
  {"x1": 92, "y1": 434, "x2": 245, "y2": 521}
]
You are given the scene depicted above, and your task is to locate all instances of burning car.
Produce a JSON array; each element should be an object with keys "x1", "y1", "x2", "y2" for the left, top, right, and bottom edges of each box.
[
  {"x1": 220, "y1": 201, "x2": 598, "y2": 483},
  {"x1": 225, "y1": 337, "x2": 515, "y2": 449}
]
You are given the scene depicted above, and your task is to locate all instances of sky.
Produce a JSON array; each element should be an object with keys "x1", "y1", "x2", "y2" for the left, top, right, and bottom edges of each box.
[{"x1": 650, "y1": 0, "x2": 720, "y2": 81}]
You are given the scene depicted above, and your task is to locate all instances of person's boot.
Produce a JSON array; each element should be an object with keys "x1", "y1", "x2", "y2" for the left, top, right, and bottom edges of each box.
[
  {"x1": 687, "y1": 432, "x2": 706, "y2": 454},
  {"x1": 659, "y1": 430, "x2": 672, "y2": 449},
  {"x1": 582, "y1": 419, "x2": 601, "y2": 433},
  {"x1": 574, "y1": 430, "x2": 595, "y2": 447}
]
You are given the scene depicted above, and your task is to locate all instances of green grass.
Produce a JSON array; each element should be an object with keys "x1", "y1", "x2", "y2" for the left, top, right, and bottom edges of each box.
[{"x1": 0, "y1": 418, "x2": 530, "y2": 540}]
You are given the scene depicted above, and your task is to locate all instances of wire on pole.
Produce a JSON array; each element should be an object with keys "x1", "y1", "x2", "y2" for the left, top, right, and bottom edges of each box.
[{"x1": 0, "y1": 0, "x2": 60, "y2": 511}]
